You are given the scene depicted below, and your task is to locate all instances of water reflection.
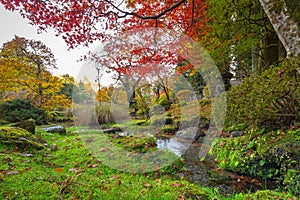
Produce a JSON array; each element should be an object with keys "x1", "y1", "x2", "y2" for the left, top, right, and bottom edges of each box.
[{"x1": 156, "y1": 137, "x2": 191, "y2": 157}]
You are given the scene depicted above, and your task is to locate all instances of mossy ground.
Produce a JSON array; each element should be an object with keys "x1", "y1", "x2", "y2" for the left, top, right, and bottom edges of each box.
[{"x1": 0, "y1": 126, "x2": 298, "y2": 199}]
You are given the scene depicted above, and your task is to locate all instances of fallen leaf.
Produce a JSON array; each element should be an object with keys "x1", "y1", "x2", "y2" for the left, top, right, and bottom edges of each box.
[
  {"x1": 172, "y1": 182, "x2": 184, "y2": 187},
  {"x1": 59, "y1": 175, "x2": 72, "y2": 194},
  {"x1": 178, "y1": 195, "x2": 185, "y2": 200},
  {"x1": 99, "y1": 147, "x2": 110, "y2": 152},
  {"x1": 6, "y1": 171, "x2": 19, "y2": 175},
  {"x1": 141, "y1": 188, "x2": 147, "y2": 194},
  {"x1": 52, "y1": 168, "x2": 64, "y2": 173},
  {"x1": 121, "y1": 164, "x2": 127, "y2": 169},
  {"x1": 107, "y1": 153, "x2": 114, "y2": 157},
  {"x1": 88, "y1": 164, "x2": 98, "y2": 168},
  {"x1": 110, "y1": 174, "x2": 121, "y2": 180},
  {"x1": 117, "y1": 180, "x2": 122, "y2": 186},
  {"x1": 69, "y1": 168, "x2": 79, "y2": 173},
  {"x1": 143, "y1": 182, "x2": 153, "y2": 188}
]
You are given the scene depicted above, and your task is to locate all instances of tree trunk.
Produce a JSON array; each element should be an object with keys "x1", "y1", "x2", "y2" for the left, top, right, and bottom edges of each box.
[
  {"x1": 259, "y1": 0, "x2": 300, "y2": 56},
  {"x1": 37, "y1": 63, "x2": 43, "y2": 107}
]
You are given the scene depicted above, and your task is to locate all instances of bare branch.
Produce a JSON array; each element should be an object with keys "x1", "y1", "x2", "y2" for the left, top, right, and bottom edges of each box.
[{"x1": 103, "y1": 0, "x2": 187, "y2": 20}]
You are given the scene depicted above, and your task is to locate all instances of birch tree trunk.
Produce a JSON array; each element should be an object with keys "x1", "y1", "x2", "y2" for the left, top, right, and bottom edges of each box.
[{"x1": 259, "y1": 0, "x2": 300, "y2": 56}]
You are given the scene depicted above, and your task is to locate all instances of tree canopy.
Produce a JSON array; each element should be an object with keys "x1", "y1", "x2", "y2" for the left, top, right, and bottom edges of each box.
[{"x1": 0, "y1": 36, "x2": 70, "y2": 110}]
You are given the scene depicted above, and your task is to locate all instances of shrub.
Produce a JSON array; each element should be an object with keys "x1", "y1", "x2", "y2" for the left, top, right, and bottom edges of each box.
[
  {"x1": 95, "y1": 103, "x2": 115, "y2": 124},
  {"x1": 0, "y1": 127, "x2": 44, "y2": 150},
  {"x1": 0, "y1": 99, "x2": 47, "y2": 125},
  {"x1": 225, "y1": 57, "x2": 300, "y2": 129},
  {"x1": 47, "y1": 110, "x2": 73, "y2": 123}
]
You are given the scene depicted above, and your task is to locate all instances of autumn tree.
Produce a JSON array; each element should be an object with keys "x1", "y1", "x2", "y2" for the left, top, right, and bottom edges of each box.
[
  {"x1": 96, "y1": 85, "x2": 114, "y2": 103},
  {"x1": 59, "y1": 74, "x2": 77, "y2": 100},
  {"x1": 0, "y1": 36, "x2": 70, "y2": 110}
]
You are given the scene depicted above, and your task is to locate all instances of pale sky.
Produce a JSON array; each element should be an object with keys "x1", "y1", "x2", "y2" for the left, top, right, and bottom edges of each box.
[{"x1": 0, "y1": 4, "x2": 100, "y2": 79}]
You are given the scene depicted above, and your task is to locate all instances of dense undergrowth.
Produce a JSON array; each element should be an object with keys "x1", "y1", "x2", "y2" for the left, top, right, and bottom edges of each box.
[{"x1": 210, "y1": 127, "x2": 300, "y2": 197}]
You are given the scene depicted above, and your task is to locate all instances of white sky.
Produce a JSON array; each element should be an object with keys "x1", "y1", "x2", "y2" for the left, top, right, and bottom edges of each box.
[{"x1": 0, "y1": 5, "x2": 100, "y2": 80}]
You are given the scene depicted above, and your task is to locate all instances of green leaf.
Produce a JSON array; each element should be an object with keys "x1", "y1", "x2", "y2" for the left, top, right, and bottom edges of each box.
[{"x1": 259, "y1": 160, "x2": 265, "y2": 166}]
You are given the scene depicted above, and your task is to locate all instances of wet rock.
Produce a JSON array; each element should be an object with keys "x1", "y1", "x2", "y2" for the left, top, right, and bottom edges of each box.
[
  {"x1": 176, "y1": 127, "x2": 198, "y2": 139},
  {"x1": 195, "y1": 130, "x2": 206, "y2": 142},
  {"x1": 42, "y1": 126, "x2": 66, "y2": 134},
  {"x1": 118, "y1": 132, "x2": 128, "y2": 137},
  {"x1": 13, "y1": 119, "x2": 35, "y2": 134},
  {"x1": 230, "y1": 131, "x2": 244, "y2": 137},
  {"x1": 102, "y1": 127, "x2": 122, "y2": 134},
  {"x1": 199, "y1": 120, "x2": 209, "y2": 129}
]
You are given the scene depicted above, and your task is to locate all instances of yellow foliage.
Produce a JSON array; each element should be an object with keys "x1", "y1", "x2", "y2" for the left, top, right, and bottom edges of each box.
[{"x1": 0, "y1": 36, "x2": 71, "y2": 111}]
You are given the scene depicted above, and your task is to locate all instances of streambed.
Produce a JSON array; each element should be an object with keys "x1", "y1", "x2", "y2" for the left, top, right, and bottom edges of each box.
[{"x1": 154, "y1": 129, "x2": 266, "y2": 196}]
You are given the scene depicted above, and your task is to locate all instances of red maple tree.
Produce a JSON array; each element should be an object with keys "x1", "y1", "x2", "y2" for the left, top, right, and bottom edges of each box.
[{"x1": 1, "y1": 0, "x2": 208, "y2": 48}]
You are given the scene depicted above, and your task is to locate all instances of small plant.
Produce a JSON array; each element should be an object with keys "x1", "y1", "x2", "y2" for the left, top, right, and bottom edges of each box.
[{"x1": 95, "y1": 103, "x2": 115, "y2": 124}]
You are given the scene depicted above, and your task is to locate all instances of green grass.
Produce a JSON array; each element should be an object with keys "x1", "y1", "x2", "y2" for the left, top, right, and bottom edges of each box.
[
  {"x1": 0, "y1": 126, "x2": 298, "y2": 199},
  {"x1": 0, "y1": 127, "x2": 210, "y2": 199}
]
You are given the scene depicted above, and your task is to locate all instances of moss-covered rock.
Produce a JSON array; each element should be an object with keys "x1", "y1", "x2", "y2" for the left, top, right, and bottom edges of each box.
[
  {"x1": 0, "y1": 127, "x2": 44, "y2": 150},
  {"x1": 12, "y1": 119, "x2": 36, "y2": 134}
]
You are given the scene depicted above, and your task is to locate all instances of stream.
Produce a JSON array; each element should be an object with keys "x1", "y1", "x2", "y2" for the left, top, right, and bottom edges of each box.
[{"x1": 154, "y1": 130, "x2": 266, "y2": 196}]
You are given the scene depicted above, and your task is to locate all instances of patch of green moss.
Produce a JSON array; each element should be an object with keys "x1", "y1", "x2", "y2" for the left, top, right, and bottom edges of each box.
[
  {"x1": 0, "y1": 127, "x2": 44, "y2": 150},
  {"x1": 108, "y1": 135, "x2": 157, "y2": 153},
  {"x1": 242, "y1": 189, "x2": 298, "y2": 200}
]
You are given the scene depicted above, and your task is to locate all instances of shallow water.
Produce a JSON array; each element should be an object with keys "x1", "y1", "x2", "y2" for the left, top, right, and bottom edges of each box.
[
  {"x1": 155, "y1": 132, "x2": 266, "y2": 196},
  {"x1": 156, "y1": 137, "x2": 190, "y2": 157}
]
